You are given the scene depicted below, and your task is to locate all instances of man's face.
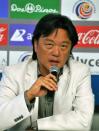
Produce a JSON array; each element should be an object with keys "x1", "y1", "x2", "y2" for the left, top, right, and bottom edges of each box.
[{"x1": 34, "y1": 28, "x2": 72, "y2": 75}]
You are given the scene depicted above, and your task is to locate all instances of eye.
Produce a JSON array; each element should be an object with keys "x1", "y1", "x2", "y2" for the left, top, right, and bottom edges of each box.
[
  {"x1": 61, "y1": 43, "x2": 68, "y2": 49},
  {"x1": 45, "y1": 42, "x2": 54, "y2": 49}
]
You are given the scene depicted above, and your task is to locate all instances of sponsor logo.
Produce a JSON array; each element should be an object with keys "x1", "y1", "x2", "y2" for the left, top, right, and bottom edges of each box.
[
  {"x1": 9, "y1": 51, "x2": 32, "y2": 65},
  {"x1": 18, "y1": 52, "x2": 32, "y2": 62},
  {"x1": 72, "y1": 52, "x2": 99, "y2": 75},
  {"x1": 10, "y1": 0, "x2": 60, "y2": 19},
  {"x1": 11, "y1": 29, "x2": 26, "y2": 42},
  {"x1": 9, "y1": 24, "x2": 35, "y2": 46},
  {"x1": 75, "y1": 26, "x2": 99, "y2": 48},
  {"x1": 11, "y1": 3, "x2": 58, "y2": 14},
  {"x1": 73, "y1": 0, "x2": 96, "y2": 19},
  {"x1": 0, "y1": 24, "x2": 8, "y2": 46},
  {"x1": 0, "y1": 0, "x2": 8, "y2": 18}
]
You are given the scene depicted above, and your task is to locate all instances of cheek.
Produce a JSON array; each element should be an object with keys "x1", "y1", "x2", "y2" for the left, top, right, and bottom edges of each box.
[
  {"x1": 61, "y1": 52, "x2": 70, "y2": 62},
  {"x1": 37, "y1": 49, "x2": 49, "y2": 60}
]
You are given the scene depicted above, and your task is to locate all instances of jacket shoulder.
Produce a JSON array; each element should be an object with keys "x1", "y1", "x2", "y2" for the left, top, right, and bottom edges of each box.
[{"x1": 3, "y1": 58, "x2": 37, "y2": 78}]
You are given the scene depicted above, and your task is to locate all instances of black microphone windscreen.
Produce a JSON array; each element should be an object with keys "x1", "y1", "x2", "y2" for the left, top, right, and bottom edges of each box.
[
  {"x1": 47, "y1": 66, "x2": 60, "y2": 99},
  {"x1": 49, "y1": 66, "x2": 60, "y2": 81}
]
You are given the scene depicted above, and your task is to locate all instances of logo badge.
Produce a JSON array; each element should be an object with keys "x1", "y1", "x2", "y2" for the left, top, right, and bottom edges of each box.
[
  {"x1": 9, "y1": 51, "x2": 32, "y2": 65},
  {"x1": 0, "y1": 24, "x2": 8, "y2": 46},
  {"x1": 10, "y1": 0, "x2": 60, "y2": 19},
  {"x1": 18, "y1": 51, "x2": 32, "y2": 62},
  {"x1": 9, "y1": 24, "x2": 35, "y2": 46},
  {"x1": 75, "y1": 26, "x2": 99, "y2": 48},
  {"x1": 73, "y1": 0, "x2": 96, "y2": 19}
]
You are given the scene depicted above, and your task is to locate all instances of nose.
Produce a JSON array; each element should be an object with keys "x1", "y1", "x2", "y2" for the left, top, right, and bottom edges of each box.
[{"x1": 51, "y1": 45, "x2": 60, "y2": 57}]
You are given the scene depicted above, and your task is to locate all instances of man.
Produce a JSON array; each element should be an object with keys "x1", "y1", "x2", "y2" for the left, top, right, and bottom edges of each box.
[{"x1": 0, "y1": 13, "x2": 94, "y2": 131}]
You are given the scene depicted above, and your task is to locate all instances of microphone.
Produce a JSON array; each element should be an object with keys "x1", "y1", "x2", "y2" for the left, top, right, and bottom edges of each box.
[
  {"x1": 49, "y1": 66, "x2": 60, "y2": 82},
  {"x1": 47, "y1": 66, "x2": 60, "y2": 99}
]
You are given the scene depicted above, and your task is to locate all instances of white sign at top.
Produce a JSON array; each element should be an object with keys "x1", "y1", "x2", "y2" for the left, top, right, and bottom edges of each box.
[{"x1": 61, "y1": 0, "x2": 98, "y2": 21}]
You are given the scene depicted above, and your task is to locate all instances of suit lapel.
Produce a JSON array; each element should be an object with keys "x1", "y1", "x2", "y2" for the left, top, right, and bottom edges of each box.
[
  {"x1": 53, "y1": 65, "x2": 70, "y2": 114},
  {"x1": 24, "y1": 60, "x2": 38, "y2": 90},
  {"x1": 24, "y1": 59, "x2": 39, "y2": 119}
]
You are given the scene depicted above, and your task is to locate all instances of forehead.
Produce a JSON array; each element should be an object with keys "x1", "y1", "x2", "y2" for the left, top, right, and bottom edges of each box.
[{"x1": 41, "y1": 28, "x2": 70, "y2": 40}]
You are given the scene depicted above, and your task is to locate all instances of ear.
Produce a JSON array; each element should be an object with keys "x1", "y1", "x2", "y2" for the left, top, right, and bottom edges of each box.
[{"x1": 34, "y1": 41, "x2": 38, "y2": 53}]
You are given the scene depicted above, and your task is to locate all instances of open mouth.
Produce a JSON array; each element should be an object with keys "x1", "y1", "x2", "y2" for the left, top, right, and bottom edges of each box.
[{"x1": 49, "y1": 60, "x2": 59, "y2": 65}]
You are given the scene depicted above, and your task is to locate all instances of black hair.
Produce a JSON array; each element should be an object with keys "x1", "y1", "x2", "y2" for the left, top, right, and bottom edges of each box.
[{"x1": 32, "y1": 13, "x2": 78, "y2": 60}]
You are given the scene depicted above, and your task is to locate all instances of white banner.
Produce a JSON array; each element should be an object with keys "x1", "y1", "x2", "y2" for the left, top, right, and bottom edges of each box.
[
  {"x1": 72, "y1": 52, "x2": 99, "y2": 75},
  {"x1": 9, "y1": 51, "x2": 32, "y2": 65},
  {"x1": 61, "y1": 0, "x2": 98, "y2": 21},
  {"x1": 0, "y1": 51, "x2": 7, "y2": 72}
]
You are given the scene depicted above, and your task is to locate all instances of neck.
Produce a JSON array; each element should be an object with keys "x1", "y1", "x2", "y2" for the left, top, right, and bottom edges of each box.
[{"x1": 38, "y1": 64, "x2": 49, "y2": 76}]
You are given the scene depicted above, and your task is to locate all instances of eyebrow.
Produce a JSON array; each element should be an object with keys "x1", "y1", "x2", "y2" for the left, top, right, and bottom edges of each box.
[
  {"x1": 44, "y1": 38, "x2": 71, "y2": 44},
  {"x1": 44, "y1": 38, "x2": 54, "y2": 42}
]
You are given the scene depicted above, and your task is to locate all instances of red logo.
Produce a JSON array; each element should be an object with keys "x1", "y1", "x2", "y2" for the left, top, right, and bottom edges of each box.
[
  {"x1": 0, "y1": 24, "x2": 8, "y2": 46},
  {"x1": 75, "y1": 26, "x2": 99, "y2": 48}
]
